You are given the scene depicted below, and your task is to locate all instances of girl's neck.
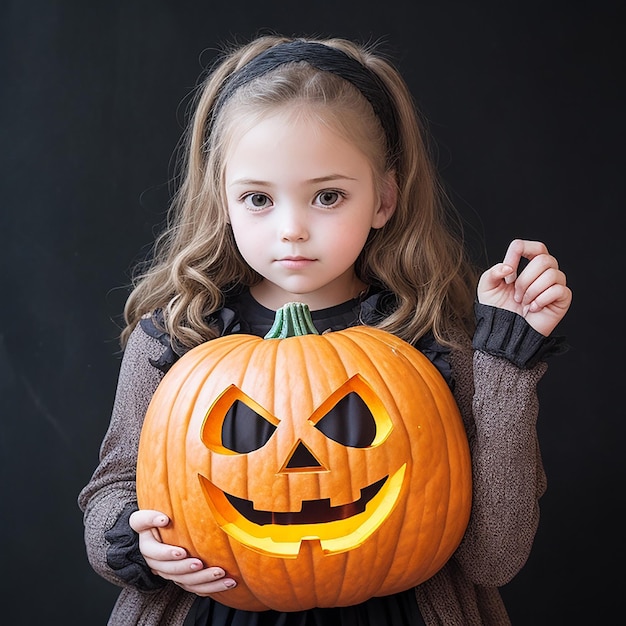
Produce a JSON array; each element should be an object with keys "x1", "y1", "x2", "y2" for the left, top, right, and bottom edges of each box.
[{"x1": 249, "y1": 277, "x2": 369, "y2": 312}]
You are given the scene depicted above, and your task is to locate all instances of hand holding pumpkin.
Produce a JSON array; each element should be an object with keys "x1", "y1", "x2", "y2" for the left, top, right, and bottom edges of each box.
[
  {"x1": 477, "y1": 239, "x2": 572, "y2": 336},
  {"x1": 129, "y1": 508, "x2": 237, "y2": 594}
]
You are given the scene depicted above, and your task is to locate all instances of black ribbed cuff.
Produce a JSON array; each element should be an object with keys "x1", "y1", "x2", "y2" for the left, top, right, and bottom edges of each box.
[
  {"x1": 472, "y1": 302, "x2": 569, "y2": 369},
  {"x1": 104, "y1": 502, "x2": 167, "y2": 592}
]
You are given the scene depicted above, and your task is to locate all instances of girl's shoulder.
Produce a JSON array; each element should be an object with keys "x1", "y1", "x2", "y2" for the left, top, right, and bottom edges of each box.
[
  {"x1": 360, "y1": 288, "x2": 456, "y2": 387},
  {"x1": 137, "y1": 306, "x2": 239, "y2": 374}
]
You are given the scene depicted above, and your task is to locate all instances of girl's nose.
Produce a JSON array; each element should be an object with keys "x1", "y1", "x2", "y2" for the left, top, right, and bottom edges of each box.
[{"x1": 280, "y1": 208, "x2": 309, "y2": 242}]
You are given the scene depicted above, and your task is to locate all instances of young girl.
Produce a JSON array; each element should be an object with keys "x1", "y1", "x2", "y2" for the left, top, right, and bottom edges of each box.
[{"x1": 78, "y1": 35, "x2": 572, "y2": 625}]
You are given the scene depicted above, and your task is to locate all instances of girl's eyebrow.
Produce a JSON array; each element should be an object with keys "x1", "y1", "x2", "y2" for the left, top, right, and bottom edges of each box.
[
  {"x1": 228, "y1": 174, "x2": 358, "y2": 187},
  {"x1": 309, "y1": 174, "x2": 358, "y2": 183}
]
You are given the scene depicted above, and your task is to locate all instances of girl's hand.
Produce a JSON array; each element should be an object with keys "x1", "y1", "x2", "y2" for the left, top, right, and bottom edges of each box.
[
  {"x1": 129, "y1": 509, "x2": 237, "y2": 595},
  {"x1": 477, "y1": 239, "x2": 572, "y2": 336}
]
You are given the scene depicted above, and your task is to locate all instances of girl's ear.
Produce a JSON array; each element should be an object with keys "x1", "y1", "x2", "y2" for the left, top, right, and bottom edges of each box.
[{"x1": 372, "y1": 170, "x2": 398, "y2": 229}]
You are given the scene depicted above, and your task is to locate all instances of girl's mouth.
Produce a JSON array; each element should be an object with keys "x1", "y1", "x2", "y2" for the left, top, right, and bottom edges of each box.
[{"x1": 277, "y1": 257, "x2": 316, "y2": 270}]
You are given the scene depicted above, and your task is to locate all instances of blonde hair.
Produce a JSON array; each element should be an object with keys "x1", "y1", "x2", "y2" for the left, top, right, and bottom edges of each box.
[{"x1": 121, "y1": 35, "x2": 479, "y2": 350}]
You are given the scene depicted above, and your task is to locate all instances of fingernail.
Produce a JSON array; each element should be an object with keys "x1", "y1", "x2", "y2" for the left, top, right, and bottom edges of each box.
[
  {"x1": 190, "y1": 561, "x2": 201, "y2": 570},
  {"x1": 224, "y1": 579, "x2": 237, "y2": 588}
]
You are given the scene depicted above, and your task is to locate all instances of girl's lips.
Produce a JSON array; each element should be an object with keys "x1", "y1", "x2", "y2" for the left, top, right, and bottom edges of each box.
[{"x1": 277, "y1": 257, "x2": 316, "y2": 270}]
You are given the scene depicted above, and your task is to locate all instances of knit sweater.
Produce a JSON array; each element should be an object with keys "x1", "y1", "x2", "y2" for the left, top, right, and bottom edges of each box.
[{"x1": 78, "y1": 294, "x2": 555, "y2": 625}]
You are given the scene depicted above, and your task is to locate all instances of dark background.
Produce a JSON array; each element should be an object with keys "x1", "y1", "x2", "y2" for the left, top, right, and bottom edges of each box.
[{"x1": 1, "y1": 1, "x2": 623, "y2": 624}]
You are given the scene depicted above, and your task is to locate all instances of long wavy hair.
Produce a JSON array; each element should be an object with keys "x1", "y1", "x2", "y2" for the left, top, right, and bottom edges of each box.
[{"x1": 121, "y1": 35, "x2": 479, "y2": 350}]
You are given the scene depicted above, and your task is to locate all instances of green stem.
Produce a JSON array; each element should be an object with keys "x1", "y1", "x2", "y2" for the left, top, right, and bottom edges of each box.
[{"x1": 264, "y1": 302, "x2": 320, "y2": 339}]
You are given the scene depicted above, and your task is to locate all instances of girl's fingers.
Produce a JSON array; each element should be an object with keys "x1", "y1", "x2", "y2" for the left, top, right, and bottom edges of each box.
[
  {"x1": 477, "y1": 238, "x2": 571, "y2": 334},
  {"x1": 140, "y1": 536, "x2": 190, "y2": 562},
  {"x1": 147, "y1": 561, "x2": 237, "y2": 594},
  {"x1": 501, "y1": 239, "x2": 551, "y2": 284},
  {"x1": 515, "y1": 267, "x2": 566, "y2": 307},
  {"x1": 526, "y1": 283, "x2": 572, "y2": 315},
  {"x1": 479, "y1": 240, "x2": 554, "y2": 296},
  {"x1": 502, "y1": 239, "x2": 550, "y2": 268},
  {"x1": 477, "y1": 262, "x2": 515, "y2": 293},
  {"x1": 512, "y1": 252, "x2": 560, "y2": 301},
  {"x1": 145, "y1": 553, "x2": 206, "y2": 576},
  {"x1": 129, "y1": 509, "x2": 169, "y2": 533},
  {"x1": 171, "y1": 566, "x2": 228, "y2": 585},
  {"x1": 177, "y1": 576, "x2": 238, "y2": 595}
]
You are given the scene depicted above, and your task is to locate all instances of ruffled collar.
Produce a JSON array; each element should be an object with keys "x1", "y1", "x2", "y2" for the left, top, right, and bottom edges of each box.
[{"x1": 140, "y1": 287, "x2": 451, "y2": 385}]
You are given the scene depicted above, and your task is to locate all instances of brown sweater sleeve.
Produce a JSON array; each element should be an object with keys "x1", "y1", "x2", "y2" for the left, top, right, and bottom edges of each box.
[
  {"x1": 450, "y1": 342, "x2": 548, "y2": 586},
  {"x1": 77, "y1": 323, "x2": 166, "y2": 588}
]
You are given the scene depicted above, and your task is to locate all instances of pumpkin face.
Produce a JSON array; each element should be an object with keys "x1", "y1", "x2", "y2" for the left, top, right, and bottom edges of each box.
[{"x1": 136, "y1": 304, "x2": 472, "y2": 612}]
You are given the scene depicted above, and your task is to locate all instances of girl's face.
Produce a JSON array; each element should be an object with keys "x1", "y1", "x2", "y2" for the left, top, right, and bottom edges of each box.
[{"x1": 224, "y1": 109, "x2": 395, "y2": 311}]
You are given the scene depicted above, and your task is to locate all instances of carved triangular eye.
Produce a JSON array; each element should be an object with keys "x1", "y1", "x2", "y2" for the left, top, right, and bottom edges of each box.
[
  {"x1": 221, "y1": 399, "x2": 277, "y2": 453},
  {"x1": 315, "y1": 392, "x2": 376, "y2": 448},
  {"x1": 202, "y1": 386, "x2": 279, "y2": 454}
]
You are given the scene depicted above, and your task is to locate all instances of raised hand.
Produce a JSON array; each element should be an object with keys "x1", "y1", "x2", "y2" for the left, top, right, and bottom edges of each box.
[{"x1": 477, "y1": 239, "x2": 572, "y2": 336}]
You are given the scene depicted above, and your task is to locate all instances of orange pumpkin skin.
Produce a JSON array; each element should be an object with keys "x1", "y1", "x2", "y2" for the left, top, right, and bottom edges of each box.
[{"x1": 136, "y1": 321, "x2": 472, "y2": 612}]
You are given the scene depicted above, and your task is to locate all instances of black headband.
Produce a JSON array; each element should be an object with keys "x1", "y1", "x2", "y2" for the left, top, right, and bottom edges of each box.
[{"x1": 212, "y1": 40, "x2": 400, "y2": 166}]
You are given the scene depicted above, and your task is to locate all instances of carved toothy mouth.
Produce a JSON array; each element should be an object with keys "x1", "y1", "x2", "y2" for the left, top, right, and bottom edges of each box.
[
  {"x1": 198, "y1": 464, "x2": 406, "y2": 557},
  {"x1": 224, "y1": 475, "x2": 386, "y2": 525}
]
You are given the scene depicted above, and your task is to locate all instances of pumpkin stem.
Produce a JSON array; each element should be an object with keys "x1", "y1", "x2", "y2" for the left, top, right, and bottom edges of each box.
[{"x1": 264, "y1": 302, "x2": 320, "y2": 339}]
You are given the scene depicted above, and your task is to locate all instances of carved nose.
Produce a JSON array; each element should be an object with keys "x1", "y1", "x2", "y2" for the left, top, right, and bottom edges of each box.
[{"x1": 284, "y1": 440, "x2": 325, "y2": 470}]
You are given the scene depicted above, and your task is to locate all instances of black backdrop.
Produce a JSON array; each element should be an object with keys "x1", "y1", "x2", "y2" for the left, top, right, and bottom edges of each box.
[{"x1": 1, "y1": 1, "x2": 623, "y2": 624}]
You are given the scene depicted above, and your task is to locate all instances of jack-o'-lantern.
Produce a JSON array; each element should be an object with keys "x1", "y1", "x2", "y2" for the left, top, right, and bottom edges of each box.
[{"x1": 137, "y1": 302, "x2": 472, "y2": 611}]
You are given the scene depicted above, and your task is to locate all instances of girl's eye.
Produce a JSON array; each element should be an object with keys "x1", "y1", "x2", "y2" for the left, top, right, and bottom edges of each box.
[
  {"x1": 316, "y1": 190, "x2": 341, "y2": 207},
  {"x1": 242, "y1": 193, "x2": 271, "y2": 210}
]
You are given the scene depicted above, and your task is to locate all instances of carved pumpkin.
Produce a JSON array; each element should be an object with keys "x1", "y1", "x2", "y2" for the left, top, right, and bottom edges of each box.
[{"x1": 137, "y1": 302, "x2": 472, "y2": 611}]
